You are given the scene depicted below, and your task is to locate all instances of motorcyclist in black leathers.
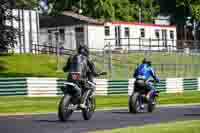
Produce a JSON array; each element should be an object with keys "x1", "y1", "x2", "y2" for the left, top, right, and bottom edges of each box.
[{"x1": 63, "y1": 44, "x2": 99, "y2": 108}]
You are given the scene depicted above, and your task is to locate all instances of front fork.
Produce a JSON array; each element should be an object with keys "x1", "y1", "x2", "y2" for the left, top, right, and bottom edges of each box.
[{"x1": 82, "y1": 89, "x2": 94, "y2": 105}]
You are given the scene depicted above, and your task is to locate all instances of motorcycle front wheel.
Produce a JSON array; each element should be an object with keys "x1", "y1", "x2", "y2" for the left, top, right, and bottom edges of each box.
[
  {"x1": 58, "y1": 94, "x2": 73, "y2": 122},
  {"x1": 82, "y1": 95, "x2": 96, "y2": 120},
  {"x1": 147, "y1": 97, "x2": 156, "y2": 113}
]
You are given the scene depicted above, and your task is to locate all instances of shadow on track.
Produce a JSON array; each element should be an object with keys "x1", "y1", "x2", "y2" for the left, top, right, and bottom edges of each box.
[
  {"x1": 33, "y1": 119, "x2": 79, "y2": 123},
  {"x1": 111, "y1": 111, "x2": 131, "y2": 114},
  {"x1": 184, "y1": 114, "x2": 200, "y2": 117},
  {"x1": 111, "y1": 109, "x2": 150, "y2": 115}
]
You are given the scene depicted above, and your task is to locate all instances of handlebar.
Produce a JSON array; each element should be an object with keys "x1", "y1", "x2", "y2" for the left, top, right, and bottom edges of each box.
[
  {"x1": 87, "y1": 81, "x2": 96, "y2": 88},
  {"x1": 146, "y1": 79, "x2": 159, "y2": 84},
  {"x1": 98, "y1": 72, "x2": 107, "y2": 76}
]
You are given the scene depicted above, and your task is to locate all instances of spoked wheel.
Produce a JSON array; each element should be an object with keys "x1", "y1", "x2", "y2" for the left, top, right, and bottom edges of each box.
[
  {"x1": 82, "y1": 95, "x2": 96, "y2": 120},
  {"x1": 58, "y1": 95, "x2": 74, "y2": 122},
  {"x1": 129, "y1": 92, "x2": 141, "y2": 113},
  {"x1": 147, "y1": 97, "x2": 156, "y2": 113}
]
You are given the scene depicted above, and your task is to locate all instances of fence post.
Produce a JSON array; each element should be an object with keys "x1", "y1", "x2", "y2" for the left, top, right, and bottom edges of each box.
[
  {"x1": 55, "y1": 32, "x2": 61, "y2": 72},
  {"x1": 139, "y1": 37, "x2": 141, "y2": 51},
  {"x1": 108, "y1": 42, "x2": 112, "y2": 79},
  {"x1": 149, "y1": 38, "x2": 151, "y2": 51}
]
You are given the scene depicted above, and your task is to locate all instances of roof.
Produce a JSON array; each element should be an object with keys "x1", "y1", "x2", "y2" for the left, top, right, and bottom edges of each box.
[
  {"x1": 40, "y1": 11, "x2": 104, "y2": 28},
  {"x1": 108, "y1": 21, "x2": 176, "y2": 28},
  {"x1": 62, "y1": 11, "x2": 103, "y2": 25}
]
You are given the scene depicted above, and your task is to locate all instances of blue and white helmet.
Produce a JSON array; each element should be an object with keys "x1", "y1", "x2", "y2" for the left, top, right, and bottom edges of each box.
[
  {"x1": 142, "y1": 57, "x2": 152, "y2": 65},
  {"x1": 39, "y1": 0, "x2": 48, "y2": 13}
]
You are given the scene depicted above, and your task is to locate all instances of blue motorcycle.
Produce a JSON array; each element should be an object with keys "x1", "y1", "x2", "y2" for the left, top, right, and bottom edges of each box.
[{"x1": 129, "y1": 79, "x2": 159, "y2": 113}]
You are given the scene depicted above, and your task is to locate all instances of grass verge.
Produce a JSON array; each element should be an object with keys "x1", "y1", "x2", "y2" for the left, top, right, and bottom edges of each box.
[
  {"x1": 0, "y1": 92, "x2": 200, "y2": 114},
  {"x1": 1, "y1": 53, "x2": 200, "y2": 79},
  {"x1": 90, "y1": 120, "x2": 200, "y2": 133}
]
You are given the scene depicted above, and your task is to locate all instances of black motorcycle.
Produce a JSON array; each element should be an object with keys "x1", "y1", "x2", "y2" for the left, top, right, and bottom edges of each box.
[
  {"x1": 58, "y1": 72, "x2": 106, "y2": 122},
  {"x1": 129, "y1": 79, "x2": 159, "y2": 113}
]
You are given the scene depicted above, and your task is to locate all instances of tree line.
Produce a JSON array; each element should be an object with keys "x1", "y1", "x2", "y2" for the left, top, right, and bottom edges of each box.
[
  {"x1": 15, "y1": 0, "x2": 200, "y2": 24},
  {"x1": 0, "y1": 0, "x2": 17, "y2": 52},
  {"x1": 1, "y1": 0, "x2": 200, "y2": 51}
]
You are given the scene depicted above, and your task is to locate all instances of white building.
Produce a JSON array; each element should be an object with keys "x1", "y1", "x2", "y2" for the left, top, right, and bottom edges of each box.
[
  {"x1": 104, "y1": 21, "x2": 177, "y2": 51},
  {"x1": 40, "y1": 12, "x2": 177, "y2": 53},
  {"x1": 7, "y1": 9, "x2": 40, "y2": 53},
  {"x1": 39, "y1": 11, "x2": 105, "y2": 52}
]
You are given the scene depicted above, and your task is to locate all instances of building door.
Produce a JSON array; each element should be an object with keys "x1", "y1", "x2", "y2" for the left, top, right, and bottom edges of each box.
[
  {"x1": 75, "y1": 27, "x2": 84, "y2": 49},
  {"x1": 162, "y1": 29, "x2": 167, "y2": 49},
  {"x1": 47, "y1": 30, "x2": 59, "y2": 53},
  {"x1": 115, "y1": 26, "x2": 121, "y2": 47}
]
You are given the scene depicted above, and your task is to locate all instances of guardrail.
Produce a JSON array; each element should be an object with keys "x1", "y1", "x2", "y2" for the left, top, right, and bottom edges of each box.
[
  {"x1": 0, "y1": 78, "x2": 27, "y2": 96},
  {"x1": 0, "y1": 78, "x2": 199, "y2": 96}
]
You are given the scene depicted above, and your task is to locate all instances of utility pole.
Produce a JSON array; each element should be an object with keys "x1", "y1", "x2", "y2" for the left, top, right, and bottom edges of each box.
[
  {"x1": 193, "y1": 19, "x2": 197, "y2": 41},
  {"x1": 150, "y1": 0, "x2": 153, "y2": 22},
  {"x1": 139, "y1": 7, "x2": 141, "y2": 23},
  {"x1": 79, "y1": 0, "x2": 83, "y2": 14},
  {"x1": 139, "y1": 0, "x2": 143, "y2": 23}
]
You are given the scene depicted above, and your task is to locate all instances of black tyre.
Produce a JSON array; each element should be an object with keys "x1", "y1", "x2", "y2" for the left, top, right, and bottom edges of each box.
[
  {"x1": 128, "y1": 96, "x2": 134, "y2": 113},
  {"x1": 129, "y1": 92, "x2": 141, "y2": 113},
  {"x1": 82, "y1": 96, "x2": 96, "y2": 120},
  {"x1": 58, "y1": 95, "x2": 73, "y2": 122},
  {"x1": 147, "y1": 97, "x2": 156, "y2": 112}
]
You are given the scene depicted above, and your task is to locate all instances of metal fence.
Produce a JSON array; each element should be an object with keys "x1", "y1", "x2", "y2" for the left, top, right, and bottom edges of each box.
[
  {"x1": 18, "y1": 37, "x2": 200, "y2": 80},
  {"x1": 102, "y1": 39, "x2": 200, "y2": 79}
]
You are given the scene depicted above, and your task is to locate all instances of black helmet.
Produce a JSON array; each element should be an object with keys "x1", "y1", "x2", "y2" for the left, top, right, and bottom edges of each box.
[
  {"x1": 142, "y1": 58, "x2": 152, "y2": 65},
  {"x1": 78, "y1": 44, "x2": 89, "y2": 57}
]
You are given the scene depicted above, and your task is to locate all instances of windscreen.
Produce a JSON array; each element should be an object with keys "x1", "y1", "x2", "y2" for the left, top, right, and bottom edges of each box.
[{"x1": 69, "y1": 55, "x2": 86, "y2": 74}]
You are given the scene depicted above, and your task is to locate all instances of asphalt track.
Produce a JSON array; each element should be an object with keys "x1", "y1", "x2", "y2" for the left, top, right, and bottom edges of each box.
[{"x1": 1, "y1": 105, "x2": 200, "y2": 133}]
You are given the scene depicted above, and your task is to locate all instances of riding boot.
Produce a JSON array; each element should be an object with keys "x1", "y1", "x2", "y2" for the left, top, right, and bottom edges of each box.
[{"x1": 80, "y1": 90, "x2": 91, "y2": 109}]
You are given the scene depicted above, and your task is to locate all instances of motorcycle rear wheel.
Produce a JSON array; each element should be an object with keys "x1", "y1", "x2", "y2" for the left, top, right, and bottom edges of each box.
[{"x1": 129, "y1": 92, "x2": 141, "y2": 113}]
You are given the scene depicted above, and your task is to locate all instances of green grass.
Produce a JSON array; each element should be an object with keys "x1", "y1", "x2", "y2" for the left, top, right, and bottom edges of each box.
[
  {"x1": 0, "y1": 54, "x2": 65, "y2": 77},
  {"x1": 0, "y1": 53, "x2": 200, "y2": 79},
  {"x1": 0, "y1": 92, "x2": 200, "y2": 114},
  {"x1": 111, "y1": 52, "x2": 200, "y2": 79},
  {"x1": 90, "y1": 120, "x2": 200, "y2": 133}
]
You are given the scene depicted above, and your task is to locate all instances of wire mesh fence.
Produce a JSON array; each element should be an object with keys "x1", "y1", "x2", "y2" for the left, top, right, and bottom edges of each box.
[
  {"x1": 19, "y1": 37, "x2": 200, "y2": 80},
  {"x1": 102, "y1": 39, "x2": 200, "y2": 79}
]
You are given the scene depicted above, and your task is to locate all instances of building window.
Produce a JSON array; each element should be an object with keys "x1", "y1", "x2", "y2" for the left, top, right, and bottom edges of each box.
[
  {"x1": 59, "y1": 29, "x2": 65, "y2": 41},
  {"x1": 170, "y1": 30, "x2": 174, "y2": 39},
  {"x1": 47, "y1": 30, "x2": 52, "y2": 42},
  {"x1": 105, "y1": 26, "x2": 110, "y2": 36},
  {"x1": 155, "y1": 29, "x2": 160, "y2": 39},
  {"x1": 124, "y1": 27, "x2": 130, "y2": 37},
  {"x1": 140, "y1": 28, "x2": 145, "y2": 38},
  {"x1": 75, "y1": 27, "x2": 84, "y2": 32}
]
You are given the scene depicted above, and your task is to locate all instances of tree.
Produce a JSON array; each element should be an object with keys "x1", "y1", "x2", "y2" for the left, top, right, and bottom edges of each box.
[
  {"x1": 191, "y1": 4, "x2": 200, "y2": 21},
  {"x1": 83, "y1": 0, "x2": 115, "y2": 21},
  {"x1": 112, "y1": 0, "x2": 135, "y2": 21},
  {"x1": 189, "y1": 0, "x2": 200, "y2": 22},
  {"x1": 46, "y1": 0, "x2": 159, "y2": 22},
  {"x1": 16, "y1": 0, "x2": 37, "y2": 9},
  {"x1": 159, "y1": 0, "x2": 200, "y2": 24},
  {"x1": 0, "y1": 0, "x2": 18, "y2": 52},
  {"x1": 11, "y1": 0, "x2": 161, "y2": 23},
  {"x1": 141, "y1": 0, "x2": 160, "y2": 22},
  {"x1": 49, "y1": 0, "x2": 80, "y2": 15}
]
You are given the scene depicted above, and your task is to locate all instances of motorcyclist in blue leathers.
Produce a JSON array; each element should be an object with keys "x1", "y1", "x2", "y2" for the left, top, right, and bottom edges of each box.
[
  {"x1": 133, "y1": 58, "x2": 160, "y2": 109},
  {"x1": 133, "y1": 58, "x2": 160, "y2": 90}
]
